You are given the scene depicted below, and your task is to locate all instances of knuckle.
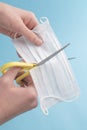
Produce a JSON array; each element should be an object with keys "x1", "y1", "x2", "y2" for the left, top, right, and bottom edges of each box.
[
  {"x1": 30, "y1": 89, "x2": 37, "y2": 101},
  {"x1": 31, "y1": 98, "x2": 38, "y2": 108},
  {"x1": 29, "y1": 12, "x2": 36, "y2": 18}
]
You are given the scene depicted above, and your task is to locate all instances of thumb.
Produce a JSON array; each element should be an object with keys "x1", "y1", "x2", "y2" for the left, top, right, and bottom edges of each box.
[
  {"x1": 19, "y1": 23, "x2": 42, "y2": 45},
  {"x1": 4, "y1": 67, "x2": 21, "y2": 80}
]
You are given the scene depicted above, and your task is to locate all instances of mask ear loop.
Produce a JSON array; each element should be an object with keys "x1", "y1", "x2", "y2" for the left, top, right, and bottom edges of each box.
[
  {"x1": 40, "y1": 17, "x2": 49, "y2": 24},
  {"x1": 40, "y1": 93, "x2": 80, "y2": 115}
]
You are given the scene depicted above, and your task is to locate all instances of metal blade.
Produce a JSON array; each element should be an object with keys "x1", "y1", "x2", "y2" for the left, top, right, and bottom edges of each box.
[
  {"x1": 68, "y1": 57, "x2": 76, "y2": 60},
  {"x1": 37, "y1": 43, "x2": 70, "y2": 66}
]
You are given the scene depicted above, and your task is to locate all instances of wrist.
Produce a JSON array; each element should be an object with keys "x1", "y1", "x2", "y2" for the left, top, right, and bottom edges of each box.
[{"x1": 0, "y1": 102, "x2": 8, "y2": 125}]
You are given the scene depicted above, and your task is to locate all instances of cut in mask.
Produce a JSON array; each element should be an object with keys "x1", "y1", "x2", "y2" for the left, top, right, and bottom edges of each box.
[{"x1": 13, "y1": 17, "x2": 80, "y2": 115}]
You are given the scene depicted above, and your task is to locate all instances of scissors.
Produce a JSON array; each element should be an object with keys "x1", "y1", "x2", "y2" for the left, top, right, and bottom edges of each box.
[{"x1": 0, "y1": 43, "x2": 70, "y2": 85}]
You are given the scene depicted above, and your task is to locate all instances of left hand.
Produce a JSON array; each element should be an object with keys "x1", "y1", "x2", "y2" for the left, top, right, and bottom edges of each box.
[{"x1": 0, "y1": 2, "x2": 42, "y2": 45}]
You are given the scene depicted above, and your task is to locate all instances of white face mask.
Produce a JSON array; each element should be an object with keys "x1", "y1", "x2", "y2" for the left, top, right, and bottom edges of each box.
[{"x1": 13, "y1": 17, "x2": 80, "y2": 115}]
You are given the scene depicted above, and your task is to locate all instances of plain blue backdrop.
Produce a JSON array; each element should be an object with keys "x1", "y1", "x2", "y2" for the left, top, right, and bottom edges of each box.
[{"x1": 0, "y1": 0, "x2": 87, "y2": 130}]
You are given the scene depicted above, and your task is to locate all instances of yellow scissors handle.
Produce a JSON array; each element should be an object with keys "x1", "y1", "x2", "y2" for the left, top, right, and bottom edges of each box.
[
  {"x1": 0, "y1": 62, "x2": 37, "y2": 85},
  {"x1": 16, "y1": 71, "x2": 30, "y2": 85}
]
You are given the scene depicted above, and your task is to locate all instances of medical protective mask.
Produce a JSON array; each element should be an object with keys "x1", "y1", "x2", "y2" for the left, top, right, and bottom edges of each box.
[{"x1": 13, "y1": 17, "x2": 80, "y2": 115}]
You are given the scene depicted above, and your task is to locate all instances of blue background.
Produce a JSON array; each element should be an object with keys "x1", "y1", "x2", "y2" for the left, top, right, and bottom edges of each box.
[{"x1": 0, "y1": 0, "x2": 87, "y2": 130}]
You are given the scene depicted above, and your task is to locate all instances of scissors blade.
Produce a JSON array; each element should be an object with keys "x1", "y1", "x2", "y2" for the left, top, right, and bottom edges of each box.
[{"x1": 37, "y1": 43, "x2": 70, "y2": 66}]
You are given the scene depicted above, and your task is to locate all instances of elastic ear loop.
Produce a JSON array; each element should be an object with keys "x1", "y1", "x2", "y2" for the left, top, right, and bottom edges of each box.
[
  {"x1": 40, "y1": 93, "x2": 80, "y2": 115},
  {"x1": 40, "y1": 17, "x2": 49, "y2": 24}
]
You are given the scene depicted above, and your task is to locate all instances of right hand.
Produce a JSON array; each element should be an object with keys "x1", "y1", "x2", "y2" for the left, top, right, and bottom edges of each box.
[{"x1": 0, "y1": 67, "x2": 38, "y2": 125}]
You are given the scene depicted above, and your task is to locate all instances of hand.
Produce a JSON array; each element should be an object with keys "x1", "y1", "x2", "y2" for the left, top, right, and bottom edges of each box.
[
  {"x1": 0, "y1": 2, "x2": 42, "y2": 45},
  {"x1": 0, "y1": 67, "x2": 37, "y2": 125}
]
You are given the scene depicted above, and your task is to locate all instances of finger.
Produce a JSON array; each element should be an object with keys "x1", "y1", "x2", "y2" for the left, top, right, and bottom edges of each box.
[
  {"x1": 21, "y1": 75, "x2": 33, "y2": 86},
  {"x1": 26, "y1": 13, "x2": 38, "y2": 30},
  {"x1": 19, "y1": 22, "x2": 42, "y2": 45},
  {"x1": 21, "y1": 25, "x2": 42, "y2": 45},
  {"x1": 0, "y1": 27, "x2": 14, "y2": 38},
  {"x1": 0, "y1": 21, "x2": 42, "y2": 45},
  {"x1": 4, "y1": 67, "x2": 21, "y2": 80},
  {"x1": 0, "y1": 27, "x2": 21, "y2": 39},
  {"x1": 7, "y1": 84, "x2": 38, "y2": 113},
  {"x1": 16, "y1": 72, "x2": 33, "y2": 87}
]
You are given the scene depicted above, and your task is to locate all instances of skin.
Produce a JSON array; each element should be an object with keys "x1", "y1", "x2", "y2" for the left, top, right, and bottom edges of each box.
[
  {"x1": 0, "y1": 2, "x2": 42, "y2": 124},
  {"x1": 0, "y1": 68, "x2": 38, "y2": 124},
  {"x1": 0, "y1": 2, "x2": 42, "y2": 45}
]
